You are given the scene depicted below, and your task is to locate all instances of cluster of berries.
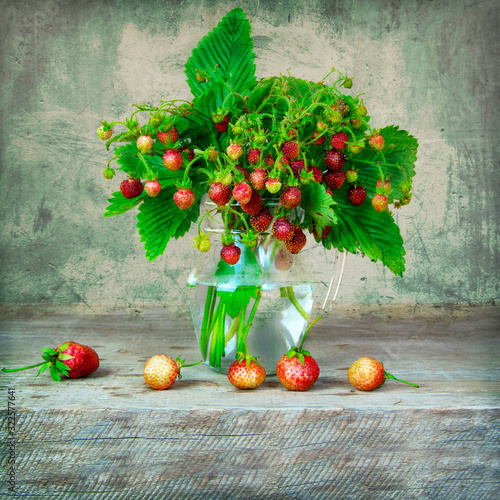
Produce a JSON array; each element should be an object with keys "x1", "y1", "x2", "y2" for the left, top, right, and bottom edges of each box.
[{"x1": 97, "y1": 68, "x2": 410, "y2": 267}]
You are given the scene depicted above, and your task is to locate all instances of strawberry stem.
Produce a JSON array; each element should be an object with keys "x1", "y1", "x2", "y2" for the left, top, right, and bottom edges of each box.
[
  {"x1": 2, "y1": 361, "x2": 47, "y2": 373},
  {"x1": 286, "y1": 286, "x2": 309, "y2": 321},
  {"x1": 385, "y1": 372, "x2": 419, "y2": 388},
  {"x1": 298, "y1": 315, "x2": 322, "y2": 350}
]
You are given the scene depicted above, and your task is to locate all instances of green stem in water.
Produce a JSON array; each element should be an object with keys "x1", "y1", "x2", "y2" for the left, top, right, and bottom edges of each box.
[
  {"x1": 298, "y1": 316, "x2": 322, "y2": 350},
  {"x1": 199, "y1": 285, "x2": 215, "y2": 360},
  {"x1": 385, "y1": 372, "x2": 419, "y2": 388},
  {"x1": 286, "y1": 286, "x2": 310, "y2": 321},
  {"x1": 236, "y1": 305, "x2": 247, "y2": 355},
  {"x1": 225, "y1": 312, "x2": 241, "y2": 343}
]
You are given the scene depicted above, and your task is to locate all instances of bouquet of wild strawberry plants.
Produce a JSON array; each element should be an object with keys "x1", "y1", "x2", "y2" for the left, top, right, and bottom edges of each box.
[{"x1": 97, "y1": 8, "x2": 418, "y2": 371}]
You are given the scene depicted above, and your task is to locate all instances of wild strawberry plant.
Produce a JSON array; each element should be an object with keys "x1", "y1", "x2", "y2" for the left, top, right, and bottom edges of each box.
[{"x1": 97, "y1": 8, "x2": 418, "y2": 371}]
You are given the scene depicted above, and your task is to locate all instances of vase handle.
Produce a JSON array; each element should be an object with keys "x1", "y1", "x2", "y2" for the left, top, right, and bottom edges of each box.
[{"x1": 321, "y1": 250, "x2": 347, "y2": 313}]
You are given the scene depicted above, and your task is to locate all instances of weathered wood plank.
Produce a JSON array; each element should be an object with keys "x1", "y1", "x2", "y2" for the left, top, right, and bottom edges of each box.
[{"x1": 0, "y1": 304, "x2": 498, "y2": 498}]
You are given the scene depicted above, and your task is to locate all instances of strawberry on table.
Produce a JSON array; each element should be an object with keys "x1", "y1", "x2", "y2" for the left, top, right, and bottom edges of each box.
[{"x1": 228, "y1": 355, "x2": 266, "y2": 390}]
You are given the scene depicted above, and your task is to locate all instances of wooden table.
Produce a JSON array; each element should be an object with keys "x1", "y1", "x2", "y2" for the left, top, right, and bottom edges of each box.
[{"x1": 1, "y1": 304, "x2": 498, "y2": 499}]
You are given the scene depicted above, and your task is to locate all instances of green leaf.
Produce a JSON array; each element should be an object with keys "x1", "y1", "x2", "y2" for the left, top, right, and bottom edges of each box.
[
  {"x1": 55, "y1": 359, "x2": 70, "y2": 373},
  {"x1": 185, "y1": 8, "x2": 256, "y2": 98},
  {"x1": 217, "y1": 286, "x2": 258, "y2": 319},
  {"x1": 56, "y1": 342, "x2": 72, "y2": 353},
  {"x1": 49, "y1": 364, "x2": 61, "y2": 382},
  {"x1": 136, "y1": 182, "x2": 206, "y2": 262},
  {"x1": 325, "y1": 198, "x2": 406, "y2": 276},
  {"x1": 57, "y1": 353, "x2": 75, "y2": 361},
  {"x1": 300, "y1": 183, "x2": 337, "y2": 228},
  {"x1": 103, "y1": 191, "x2": 147, "y2": 217},
  {"x1": 41, "y1": 348, "x2": 57, "y2": 356},
  {"x1": 34, "y1": 362, "x2": 50, "y2": 379},
  {"x1": 353, "y1": 125, "x2": 418, "y2": 200}
]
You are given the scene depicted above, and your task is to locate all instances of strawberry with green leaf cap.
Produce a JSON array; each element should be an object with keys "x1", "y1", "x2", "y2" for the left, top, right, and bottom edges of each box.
[
  {"x1": 276, "y1": 316, "x2": 321, "y2": 391},
  {"x1": 228, "y1": 354, "x2": 266, "y2": 390},
  {"x1": 2, "y1": 341, "x2": 99, "y2": 381}
]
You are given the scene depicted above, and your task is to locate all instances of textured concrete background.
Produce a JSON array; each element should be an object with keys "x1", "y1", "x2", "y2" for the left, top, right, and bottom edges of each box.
[{"x1": 0, "y1": 0, "x2": 498, "y2": 311}]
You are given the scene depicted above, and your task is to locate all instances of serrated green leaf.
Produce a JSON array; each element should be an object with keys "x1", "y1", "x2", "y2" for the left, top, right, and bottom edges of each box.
[
  {"x1": 353, "y1": 125, "x2": 418, "y2": 200},
  {"x1": 103, "y1": 191, "x2": 147, "y2": 217},
  {"x1": 185, "y1": 8, "x2": 256, "y2": 98},
  {"x1": 55, "y1": 359, "x2": 70, "y2": 374},
  {"x1": 136, "y1": 182, "x2": 206, "y2": 262},
  {"x1": 300, "y1": 183, "x2": 337, "y2": 228},
  {"x1": 41, "y1": 353, "x2": 53, "y2": 362}
]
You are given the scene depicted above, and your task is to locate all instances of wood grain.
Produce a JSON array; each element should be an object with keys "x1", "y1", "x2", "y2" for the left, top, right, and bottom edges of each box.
[{"x1": 0, "y1": 304, "x2": 499, "y2": 498}]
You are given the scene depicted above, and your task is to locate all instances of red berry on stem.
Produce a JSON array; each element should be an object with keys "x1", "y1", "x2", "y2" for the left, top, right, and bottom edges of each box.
[
  {"x1": 369, "y1": 134, "x2": 385, "y2": 151},
  {"x1": 282, "y1": 141, "x2": 300, "y2": 160},
  {"x1": 323, "y1": 171, "x2": 345, "y2": 190},
  {"x1": 240, "y1": 191, "x2": 263, "y2": 215},
  {"x1": 276, "y1": 352, "x2": 319, "y2": 391},
  {"x1": 120, "y1": 178, "x2": 144, "y2": 199},
  {"x1": 280, "y1": 186, "x2": 302, "y2": 209},
  {"x1": 324, "y1": 150, "x2": 346, "y2": 171},
  {"x1": 250, "y1": 208, "x2": 273, "y2": 232},
  {"x1": 347, "y1": 185, "x2": 367, "y2": 206},
  {"x1": 157, "y1": 127, "x2": 179, "y2": 145},
  {"x1": 208, "y1": 182, "x2": 231, "y2": 206},
  {"x1": 214, "y1": 115, "x2": 230, "y2": 133},
  {"x1": 372, "y1": 194, "x2": 389, "y2": 212},
  {"x1": 220, "y1": 243, "x2": 241, "y2": 265},
  {"x1": 163, "y1": 149, "x2": 183, "y2": 171},
  {"x1": 233, "y1": 182, "x2": 253, "y2": 204},
  {"x1": 228, "y1": 358, "x2": 266, "y2": 389},
  {"x1": 226, "y1": 143, "x2": 243, "y2": 161},
  {"x1": 330, "y1": 132, "x2": 349, "y2": 151},
  {"x1": 285, "y1": 226, "x2": 307, "y2": 254},
  {"x1": 249, "y1": 167, "x2": 268, "y2": 191},
  {"x1": 246, "y1": 148, "x2": 262, "y2": 166},
  {"x1": 272, "y1": 217, "x2": 294, "y2": 242},
  {"x1": 145, "y1": 179, "x2": 162, "y2": 197},
  {"x1": 174, "y1": 188, "x2": 195, "y2": 210}
]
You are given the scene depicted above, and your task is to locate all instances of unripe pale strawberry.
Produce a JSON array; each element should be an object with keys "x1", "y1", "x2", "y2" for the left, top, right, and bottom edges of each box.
[
  {"x1": 226, "y1": 143, "x2": 243, "y2": 161},
  {"x1": 137, "y1": 135, "x2": 154, "y2": 154},
  {"x1": 369, "y1": 134, "x2": 385, "y2": 151},
  {"x1": 163, "y1": 149, "x2": 183, "y2": 171},
  {"x1": 372, "y1": 194, "x2": 388, "y2": 212},
  {"x1": 97, "y1": 126, "x2": 113, "y2": 140},
  {"x1": 228, "y1": 358, "x2": 266, "y2": 389},
  {"x1": 345, "y1": 169, "x2": 359, "y2": 183},
  {"x1": 173, "y1": 188, "x2": 195, "y2": 210},
  {"x1": 143, "y1": 354, "x2": 179, "y2": 390},
  {"x1": 145, "y1": 179, "x2": 162, "y2": 197}
]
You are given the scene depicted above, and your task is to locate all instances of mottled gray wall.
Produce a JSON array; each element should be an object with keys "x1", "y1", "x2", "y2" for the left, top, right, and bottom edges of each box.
[{"x1": 0, "y1": 0, "x2": 498, "y2": 310}]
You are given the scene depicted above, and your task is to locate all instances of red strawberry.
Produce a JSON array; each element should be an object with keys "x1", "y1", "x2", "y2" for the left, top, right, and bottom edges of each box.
[
  {"x1": 308, "y1": 167, "x2": 323, "y2": 183},
  {"x1": 232, "y1": 182, "x2": 253, "y2": 204},
  {"x1": 369, "y1": 134, "x2": 385, "y2": 151},
  {"x1": 157, "y1": 127, "x2": 179, "y2": 145},
  {"x1": 323, "y1": 171, "x2": 345, "y2": 190},
  {"x1": 330, "y1": 132, "x2": 349, "y2": 151},
  {"x1": 276, "y1": 350, "x2": 319, "y2": 391},
  {"x1": 220, "y1": 243, "x2": 241, "y2": 265},
  {"x1": 240, "y1": 191, "x2": 263, "y2": 215},
  {"x1": 174, "y1": 188, "x2": 195, "y2": 210},
  {"x1": 228, "y1": 357, "x2": 266, "y2": 390},
  {"x1": 246, "y1": 148, "x2": 262, "y2": 166},
  {"x1": 290, "y1": 160, "x2": 306, "y2": 178},
  {"x1": 235, "y1": 164, "x2": 250, "y2": 180},
  {"x1": 311, "y1": 131, "x2": 325, "y2": 145},
  {"x1": 250, "y1": 208, "x2": 273, "y2": 232},
  {"x1": 264, "y1": 154, "x2": 274, "y2": 167},
  {"x1": 162, "y1": 149, "x2": 183, "y2": 171},
  {"x1": 214, "y1": 115, "x2": 230, "y2": 133},
  {"x1": 324, "y1": 150, "x2": 346, "y2": 171},
  {"x1": 120, "y1": 178, "x2": 144, "y2": 199},
  {"x1": 282, "y1": 141, "x2": 300, "y2": 160},
  {"x1": 179, "y1": 147, "x2": 195, "y2": 162},
  {"x1": 143, "y1": 354, "x2": 179, "y2": 390},
  {"x1": 265, "y1": 177, "x2": 282, "y2": 194},
  {"x1": 325, "y1": 188, "x2": 334, "y2": 197},
  {"x1": 249, "y1": 167, "x2": 268, "y2": 191},
  {"x1": 272, "y1": 217, "x2": 294, "y2": 241},
  {"x1": 2, "y1": 341, "x2": 99, "y2": 381},
  {"x1": 285, "y1": 226, "x2": 307, "y2": 254},
  {"x1": 226, "y1": 143, "x2": 243, "y2": 161},
  {"x1": 347, "y1": 356, "x2": 419, "y2": 391},
  {"x1": 280, "y1": 186, "x2": 301, "y2": 209},
  {"x1": 347, "y1": 185, "x2": 367, "y2": 206},
  {"x1": 372, "y1": 194, "x2": 388, "y2": 212},
  {"x1": 208, "y1": 182, "x2": 231, "y2": 206},
  {"x1": 97, "y1": 125, "x2": 113, "y2": 140},
  {"x1": 312, "y1": 224, "x2": 331, "y2": 239},
  {"x1": 137, "y1": 135, "x2": 154, "y2": 154},
  {"x1": 144, "y1": 179, "x2": 162, "y2": 197}
]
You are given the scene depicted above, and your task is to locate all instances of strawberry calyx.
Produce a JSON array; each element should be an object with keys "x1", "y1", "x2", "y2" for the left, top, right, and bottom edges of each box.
[
  {"x1": 234, "y1": 352, "x2": 262, "y2": 369},
  {"x1": 284, "y1": 346, "x2": 311, "y2": 365},
  {"x1": 175, "y1": 356, "x2": 203, "y2": 380},
  {"x1": 1, "y1": 342, "x2": 75, "y2": 382}
]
